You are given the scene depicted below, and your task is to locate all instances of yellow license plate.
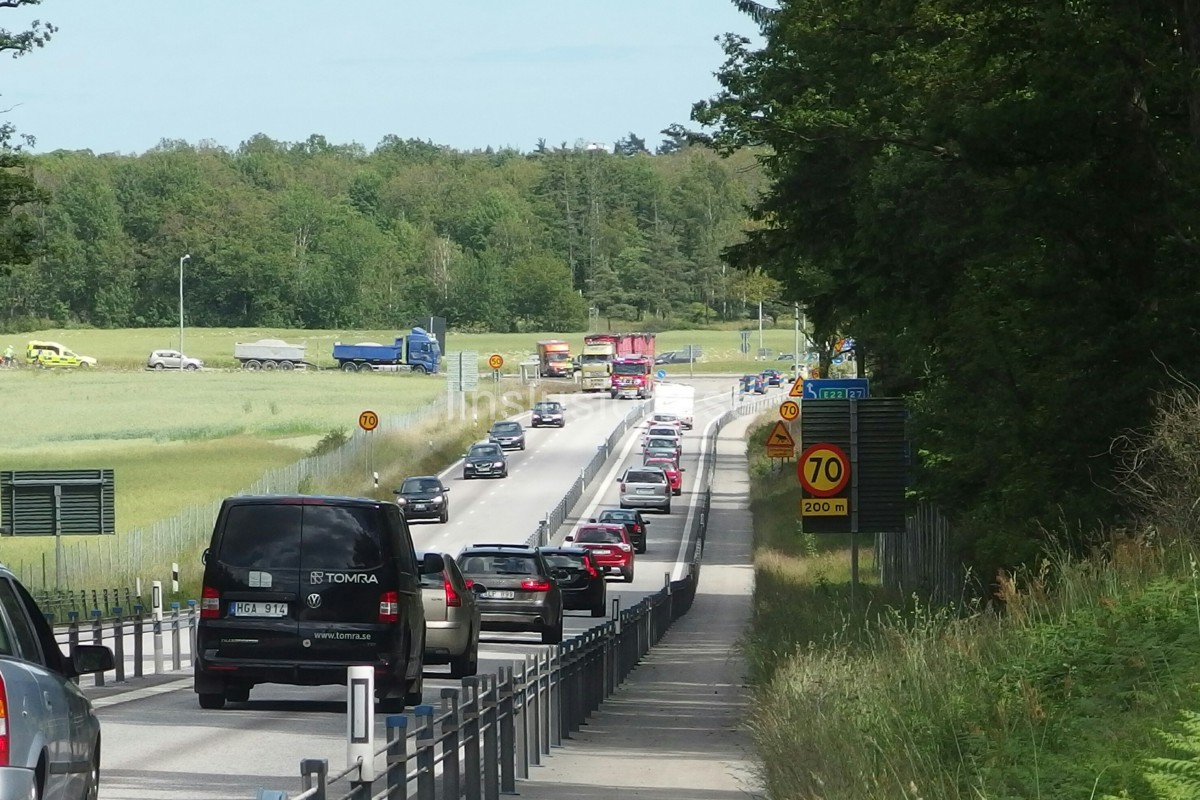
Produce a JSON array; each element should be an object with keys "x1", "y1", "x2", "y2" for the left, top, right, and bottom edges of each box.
[{"x1": 800, "y1": 498, "x2": 849, "y2": 516}]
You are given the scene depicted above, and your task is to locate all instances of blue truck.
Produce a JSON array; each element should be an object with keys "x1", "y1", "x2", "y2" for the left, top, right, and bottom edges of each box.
[{"x1": 332, "y1": 327, "x2": 441, "y2": 373}]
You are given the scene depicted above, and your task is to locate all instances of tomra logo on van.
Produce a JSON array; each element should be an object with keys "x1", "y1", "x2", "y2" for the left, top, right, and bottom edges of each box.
[{"x1": 309, "y1": 571, "x2": 379, "y2": 585}]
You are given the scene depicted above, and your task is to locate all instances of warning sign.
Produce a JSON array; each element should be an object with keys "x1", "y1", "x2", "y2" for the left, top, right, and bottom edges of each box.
[
  {"x1": 765, "y1": 421, "x2": 796, "y2": 459},
  {"x1": 788, "y1": 376, "x2": 805, "y2": 397}
]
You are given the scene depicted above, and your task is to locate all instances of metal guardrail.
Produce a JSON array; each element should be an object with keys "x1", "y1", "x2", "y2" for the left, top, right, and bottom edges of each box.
[
  {"x1": 254, "y1": 393, "x2": 775, "y2": 800},
  {"x1": 58, "y1": 604, "x2": 198, "y2": 689}
]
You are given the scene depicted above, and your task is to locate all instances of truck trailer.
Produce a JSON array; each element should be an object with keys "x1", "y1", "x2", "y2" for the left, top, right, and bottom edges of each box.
[
  {"x1": 536, "y1": 340, "x2": 572, "y2": 378},
  {"x1": 234, "y1": 339, "x2": 308, "y2": 370},
  {"x1": 654, "y1": 382, "x2": 695, "y2": 429},
  {"x1": 332, "y1": 327, "x2": 441, "y2": 373},
  {"x1": 580, "y1": 332, "x2": 655, "y2": 392}
]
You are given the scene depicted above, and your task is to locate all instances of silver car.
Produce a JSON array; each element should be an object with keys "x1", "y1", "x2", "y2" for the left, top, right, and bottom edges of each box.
[
  {"x1": 146, "y1": 349, "x2": 203, "y2": 371},
  {"x1": 618, "y1": 466, "x2": 672, "y2": 514},
  {"x1": 0, "y1": 565, "x2": 113, "y2": 800},
  {"x1": 417, "y1": 552, "x2": 481, "y2": 678}
]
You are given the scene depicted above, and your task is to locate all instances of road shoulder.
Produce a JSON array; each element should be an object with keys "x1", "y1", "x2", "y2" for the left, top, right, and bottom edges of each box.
[{"x1": 513, "y1": 413, "x2": 762, "y2": 799}]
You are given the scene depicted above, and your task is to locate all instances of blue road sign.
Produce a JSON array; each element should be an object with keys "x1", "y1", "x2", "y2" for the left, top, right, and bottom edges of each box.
[
  {"x1": 832, "y1": 356, "x2": 844, "y2": 365},
  {"x1": 655, "y1": 369, "x2": 667, "y2": 379},
  {"x1": 803, "y1": 378, "x2": 870, "y2": 400}
]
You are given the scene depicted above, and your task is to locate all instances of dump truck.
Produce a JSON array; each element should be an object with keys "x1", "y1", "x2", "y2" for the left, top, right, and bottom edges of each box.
[
  {"x1": 332, "y1": 326, "x2": 441, "y2": 373},
  {"x1": 234, "y1": 339, "x2": 308, "y2": 370},
  {"x1": 536, "y1": 340, "x2": 572, "y2": 378},
  {"x1": 580, "y1": 332, "x2": 655, "y2": 392}
]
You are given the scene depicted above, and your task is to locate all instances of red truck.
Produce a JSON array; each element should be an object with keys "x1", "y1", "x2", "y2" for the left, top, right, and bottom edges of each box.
[{"x1": 607, "y1": 333, "x2": 656, "y2": 400}]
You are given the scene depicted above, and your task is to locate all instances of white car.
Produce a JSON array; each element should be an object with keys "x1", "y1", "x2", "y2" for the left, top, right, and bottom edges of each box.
[
  {"x1": 649, "y1": 413, "x2": 685, "y2": 432},
  {"x1": 147, "y1": 349, "x2": 204, "y2": 370},
  {"x1": 643, "y1": 425, "x2": 683, "y2": 453}
]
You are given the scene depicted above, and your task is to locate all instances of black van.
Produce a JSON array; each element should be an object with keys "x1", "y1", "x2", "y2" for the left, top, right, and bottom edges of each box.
[{"x1": 193, "y1": 495, "x2": 442, "y2": 710}]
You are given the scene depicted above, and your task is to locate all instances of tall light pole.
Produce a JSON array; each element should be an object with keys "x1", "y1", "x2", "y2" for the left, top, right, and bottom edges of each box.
[
  {"x1": 178, "y1": 254, "x2": 191, "y2": 370},
  {"x1": 758, "y1": 299, "x2": 764, "y2": 360},
  {"x1": 794, "y1": 302, "x2": 800, "y2": 369}
]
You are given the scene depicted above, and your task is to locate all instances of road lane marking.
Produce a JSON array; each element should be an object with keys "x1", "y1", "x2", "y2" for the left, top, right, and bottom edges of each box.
[
  {"x1": 92, "y1": 678, "x2": 193, "y2": 709},
  {"x1": 673, "y1": 411, "x2": 724, "y2": 580}
]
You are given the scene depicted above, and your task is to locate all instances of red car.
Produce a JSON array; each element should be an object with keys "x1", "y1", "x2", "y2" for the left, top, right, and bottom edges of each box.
[
  {"x1": 644, "y1": 456, "x2": 682, "y2": 496},
  {"x1": 565, "y1": 523, "x2": 635, "y2": 582}
]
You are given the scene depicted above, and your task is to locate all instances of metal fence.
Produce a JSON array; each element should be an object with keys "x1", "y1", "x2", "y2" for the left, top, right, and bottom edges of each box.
[
  {"x1": 254, "y1": 391, "x2": 774, "y2": 800},
  {"x1": 12, "y1": 403, "x2": 447, "y2": 593},
  {"x1": 874, "y1": 502, "x2": 964, "y2": 606},
  {"x1": 58, "y1": 604, "x2": 198, "y2": 689}
]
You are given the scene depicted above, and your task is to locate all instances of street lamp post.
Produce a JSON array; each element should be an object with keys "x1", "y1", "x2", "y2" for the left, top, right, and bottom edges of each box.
[{"x1": 178, "y1": 254, "x2": 191, "y2": 370}]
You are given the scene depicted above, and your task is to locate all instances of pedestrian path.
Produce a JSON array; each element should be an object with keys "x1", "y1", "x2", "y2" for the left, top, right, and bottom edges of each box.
[{"x1": 515, "y1": 414, "x2": 761, "y2": 799}]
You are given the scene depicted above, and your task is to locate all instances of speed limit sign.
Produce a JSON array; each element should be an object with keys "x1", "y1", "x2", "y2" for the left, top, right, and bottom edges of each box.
[
  {"x1": 358, "y1": 410, "x2": 379, "y2": 432},
  {"x1": 797, "y1": 443, "x2": 849, "y2": 497}
]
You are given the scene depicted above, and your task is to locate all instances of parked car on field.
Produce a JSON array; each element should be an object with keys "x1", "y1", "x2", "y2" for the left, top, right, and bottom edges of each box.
[
  {"x1": 618, "y1": 466, "x2": 672, "y2": 513},
  {"x1": 194, "y1": 494, "x2": 441, "y2": 711},
  {"x1": 0, "y1": 564, "x2": 113, "y2": 799},
  {"x1": 539, "y1": 547, "x2": 607, "y2": 617},
  {"x1": 147, "y1": 349, "x2": 203, "y2": 370},
  {"x1": 594, "y1": 508, "x2": 651, "y2": 554},
  {"x1": 463, "y1": 442, "x2": 508, "y2": 479},
  {"x1": 565, "y1": 522, "x2": 635, "y2": 583},
  {"x1": 488, "y1": 420, "x2": 527, "y2": 451},
  {"x1": 417, "y1": 551, "x2": 481, "y2": 678},
  {"x1": 394, "y1": 475, "x2": 451, "y2": 523},
  {"x1": 530, "y1": 400, "x2": 566, "y2": 428},
  {"x1": 644, "y1": 456, "x2": 683, "y2": 496},
  {"x1": 456, "y1": 544, "x2": 564, "y2": 644}
]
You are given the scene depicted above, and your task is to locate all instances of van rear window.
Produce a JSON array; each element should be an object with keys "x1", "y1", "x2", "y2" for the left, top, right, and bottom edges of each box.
[
  {"x1": 217, "y1": 504, "x2": 303, "y2": 569},
  {"x1": 301, "y1": 506, "x2": 386, "y2": 570},
  {"x1": 626, "y1": 471, "x2": 666, "y2": 484}
]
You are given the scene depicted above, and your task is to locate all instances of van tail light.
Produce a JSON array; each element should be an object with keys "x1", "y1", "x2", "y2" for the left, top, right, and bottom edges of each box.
[
  {"x1": 200, "y1": 585, "x2": 221, "y2": 619},
  {"x1": 0, "y1": 672, "x2": 8, "y2": 767},
  {"x1": 520, "y1": 578, "x2": 552, "y2": 592},
  {"x1": 444, "y1": 576, "x2": 462, "y2": 608},
  {"x1": 620, "y1": 483, "x2": 626, "y2": 493},
  {"x1": 379, "y1": 591, "x2": 399, "y2": 623}
]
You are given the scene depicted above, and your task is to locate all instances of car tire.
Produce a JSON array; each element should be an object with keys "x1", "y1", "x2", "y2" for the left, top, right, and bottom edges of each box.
[
  {"x1": 541, "y1": 618, "x2": 564, "y2": 645},
  {"x1": 225, "y1": 685, "x2": 251, "y2": 703},
  {"x1": 591, "y1": 602, "x2": 606, "y2": 618},
  {"x1": 520, "y1": 443, "x2": 526, "y2": 450},
  {"x1": 673, "y1": 488, "x2": 682, "y2": 496},
  {"x1": 663, "y1": 501, "x2": 672, "y2": 514},
  {"x1": 500, "y1": 468, "x2": 508, "y2": 478},
  {"x1": 154, "y1": 363, "x2": 164, "y2": 370},
  {"x1": 449, "y1": 630, "x2": 479, "y2": 678},
  {"x1": 82, "y1": 745, "x2": 100, "y2": 800},
  {"x1": 186, "y1": 363, "x2": 199, "y2": 371},
  {"x1": 636, "y1": 542, "x2": 646, "y2": 555},
  {"x1": 623, "y1": 570, "x2": 635, "y2": 583},
  {"x1": 463, "y1": 472, "x2": 471, "y2": 480},
  {"x1": 440, "y1": 508, "x2": 449, "y2": 524},
  {"x1": 198, "y1": 692, "x2": 226, "y2": 710}
]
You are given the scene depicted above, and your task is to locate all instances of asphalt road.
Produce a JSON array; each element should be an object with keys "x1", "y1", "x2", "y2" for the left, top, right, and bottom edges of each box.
[{"x1": 92, "y1": 377, "x2": 753, "y2": 800}]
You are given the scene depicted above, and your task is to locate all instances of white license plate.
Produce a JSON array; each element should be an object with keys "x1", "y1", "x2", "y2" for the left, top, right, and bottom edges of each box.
[
  {"x1": 412, "y1": 504, "x2": 427, "y2": 511},
  {"x1": 637, "y1": 488, "x2": 654, "y2": 494},
  {"x1": 229, "y1": 601, "x2": 288, "y2": 617},
  {"x1": 483, "y1": 590, "x2": 515, "y2": 599},
  {"x1": 591, "y1": 548, "x2": 611, "y2": 555}
]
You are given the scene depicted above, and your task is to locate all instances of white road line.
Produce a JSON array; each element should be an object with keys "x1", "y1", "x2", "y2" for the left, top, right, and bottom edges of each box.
[
  {"x1": 92, "y1": 678, "x2": 193, "y2": 709},
  {"x1": 673, "y1": 412, "x2": 724, "y2": 581}
]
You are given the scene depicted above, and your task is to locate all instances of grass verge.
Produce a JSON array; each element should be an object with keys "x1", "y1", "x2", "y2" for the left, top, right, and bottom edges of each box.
[{"x1": 743, "y1": 420, "x2": 1200, "y2": 800}]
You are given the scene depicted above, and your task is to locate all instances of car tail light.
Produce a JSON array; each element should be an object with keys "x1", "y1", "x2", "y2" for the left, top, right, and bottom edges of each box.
[
  {"x1": 520, "y1": 578, "x2": 552, "y2": 592},
  {"x1": 618, "y1": 543, "x2": 632, "y2": 552},
  {"x1": 0, "y1": 672, "x2": 8, "y2": 767},
  {"x1": 444, "y1": 576, "x2": 462, "y2": 608},
  {"x1": 200, "y1": 585, "x2": 220, "y2": 619},
  {"x1": 620, "y1": 483, "x2": 626, "y2": 493},
  {"x1": 583, "y1": 559, "x2": 598, "y2": 578},
  {"x1": 379, "y1": 591, "x2": 399, "y2": 623},
  {"x1": 464, "y1": 579, "x2": 474, "y2": 589}
]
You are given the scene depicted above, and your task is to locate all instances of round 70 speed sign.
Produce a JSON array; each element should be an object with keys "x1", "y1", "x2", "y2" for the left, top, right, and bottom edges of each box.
[{"x1": 797, "y1": 443, "x2": 850, "y2": 497}]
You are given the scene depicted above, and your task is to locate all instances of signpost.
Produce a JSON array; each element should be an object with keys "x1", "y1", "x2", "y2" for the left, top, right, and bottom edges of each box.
[
  {"x1": 445, "y1": 351, "x2": 480, "y2": 418},
  {"x1": 359, "y1": 410, "x2": 378, "y2": 480},
  {"x1": 779, "y1": 400, "x2": 800, "y2": 421},
  {"x1": 656, "y1": 369, "x2": 667, "y2": 379},
  {"x1": 488, "y1": 353, "x2": 504, "y2": 382},
  {"x1": 797, "y1": 443, "x2": 850, "y2": 497},
  {"x1": 764, "y1": 421, "x2": 796, "y2": 459},
  {"x1": 802, "y1": 378, "x2": 869, "y2": 400}
]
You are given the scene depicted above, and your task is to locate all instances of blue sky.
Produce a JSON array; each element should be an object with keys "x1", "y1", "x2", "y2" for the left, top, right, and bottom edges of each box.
[{"x1": 1, "y1": 0, "x2": 760, "y2": 155}]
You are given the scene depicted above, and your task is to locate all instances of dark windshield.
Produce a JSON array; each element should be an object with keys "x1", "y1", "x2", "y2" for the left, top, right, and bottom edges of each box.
[
  {"x1": 626, "y1": 470, "x2": 666, "y2": 484},
  {"x1": 458, "y1": 554, "x2": 536, "y2": 575},
  {"x1": 576, "y1": 527, "x2": 623, "y2": 544},
  {"x1": 647, "y1": 439, "x2": 676, "y2": 449},
  {"x1": 469, "y1": 445, "x2": 502, "y2": 458},
  {"x1": 598, "y1": 510, "x2": 634, "y2": 523},
  {"x1": 544, "y1": 553, "x2": 587, "y2": 569},
  {"x1": 492, "y1": 422, "x2": 521, "y2": 433},
  {"x1": 613, "y1": 363, "x2": 645, "y2": 376},
  {"x1": 217, "y1": 504, "x2": 302, "y2": 569},
  {"x1": 401, "y1": 478, "x2": 441, "y2": 493},
  {"x1": 535, "y1": 403, "x2": 561, "y2": 412},
  {"x1": 217, "y1": 503, "x2": 387, "y2": 571}
]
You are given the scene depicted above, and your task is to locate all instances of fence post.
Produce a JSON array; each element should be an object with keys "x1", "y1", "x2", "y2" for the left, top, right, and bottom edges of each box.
[
  {"x1": 462, "y1": 676, "x2": 482, "y2": 800},
  {"x1": 513, "y1": 662, "x2": 529, "y2": 780},
  {"x1": 480, "y1": 674, "x2": 500, "y2": 800},
  {"x1": 610, "y1": 598, "x2": 621, "y2": 694},
  {"x1": 539, "y1": 651, "x2": 552, "y2": 756},
  {"x1": 112, "y1": 608, "x2": 126, "y2": 683},
  {"x1": 300, "y1": 758, "x2": 328, "y2": 800},
  {"x1": 440, "y1": 688, "x2": 462, "y2": 800},
  {"x1": 524, "y1": 655, "x2": 541, "y2": 768},
  {"x1": 132, "y1": 611, "x2": 144, "y2": 679},
  {"x1": 90, "y1": 610, "x2": 105, "y2": 688},
  {"x1": 414, "y1": 704, "x2": 436, "y2": 800},
  {"x1": 385, "y1": 714, "x2": 408, "y2": 800},
  {"x1": 170, "y1": 603, "x2": 182, "y2": 671},
  {"x1": 498, "y1": 667, "x2": 517, "y2": 795},
  {"x1": 549, "y1": 648, "x2": 562, "y2": 748}
]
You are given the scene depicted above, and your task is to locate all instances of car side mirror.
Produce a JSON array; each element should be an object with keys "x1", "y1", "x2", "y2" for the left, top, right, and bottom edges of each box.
[
  {"x1": 441, "y1": 487, "x2": 450, "y2": 494},
  {"x1": 201, "y1": 548, "x2": 209, "y2": 565},
  {"x1": 565, "y1": 535, "x2": 574, "y2": 542},
  {"x1": 70, "y1": 644, "x2": 114, "y2": 677},
  {"x1": 420, "y1": 552, "x2": 446, "y2": 575}
]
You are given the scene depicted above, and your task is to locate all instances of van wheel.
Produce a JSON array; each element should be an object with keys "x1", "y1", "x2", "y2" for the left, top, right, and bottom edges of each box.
[
  {"x1": 225, "y1": 685, "x2": 251, "y2": 703},
  {"x1": 198, "y1": 692, "x2": 226, "y2": 710},
  {"x1": 541, "y1": 618, "x2": 563, "y2": 645},
  {"x1": 591, "y1": 603, "x2": 606, "y2": 618},
  {"x1": 449, "y1": 631, "x2": 479, "y2": 679},
  {"x1": 663, "y1": 502, "x2": 671, "y2": 514}
]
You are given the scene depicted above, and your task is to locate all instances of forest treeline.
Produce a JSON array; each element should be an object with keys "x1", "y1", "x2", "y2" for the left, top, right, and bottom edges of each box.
[{"x1": 0, "y1": 133, "x2": 763, "y2": 333}]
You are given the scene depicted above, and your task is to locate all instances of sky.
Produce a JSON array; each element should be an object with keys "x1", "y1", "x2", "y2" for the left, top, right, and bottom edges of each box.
[{"x1": 0, "y1": 0, "x2": 761, "y2": 156}]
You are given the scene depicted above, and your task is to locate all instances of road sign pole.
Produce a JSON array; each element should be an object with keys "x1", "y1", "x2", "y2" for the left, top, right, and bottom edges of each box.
[{"x1": 849, "y1": 399, "x2": 860, "y2": 610}]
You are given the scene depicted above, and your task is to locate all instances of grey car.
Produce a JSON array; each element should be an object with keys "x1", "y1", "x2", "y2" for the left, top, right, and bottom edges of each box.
[
  {"x1": 456, "y1": 545, "x2": 564, "y2": 644},
  {"x1": 146, "y1": 349, "x2": 203, "y2": 370},
  {"x1": 530, "y1": 401, "x2": 565, "y2": 428},
  {"x1": 618, "y1": 466, "x2": 672, "y2": 513},
  {"x1": 0, "y1": 565, "x2": 114, "y2": 800},
  {"x1": 417, "y1": 552, "x2": 482, "y2": 678},
  {"x1": 488, "y1": 421, "x2": 527, "y2": 451},
  {"x1": 463, "y1": 442, "x2": 508, "y2": 479}
]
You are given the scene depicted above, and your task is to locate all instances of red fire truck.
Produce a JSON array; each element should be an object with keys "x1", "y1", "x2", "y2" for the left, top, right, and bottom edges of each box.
[{"x1": 608, "y1": 334, "x2": 656, "y2": 399}]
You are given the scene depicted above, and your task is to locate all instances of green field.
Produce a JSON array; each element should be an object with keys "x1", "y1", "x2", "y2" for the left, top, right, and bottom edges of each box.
[{"x1": 8, "y1": 324, "x2": 816, "y2": 374}]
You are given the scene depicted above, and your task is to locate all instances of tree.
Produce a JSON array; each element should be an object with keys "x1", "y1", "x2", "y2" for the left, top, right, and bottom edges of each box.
[{"x1": 613, "y1": 132, "x2": 648, "y2": 156}]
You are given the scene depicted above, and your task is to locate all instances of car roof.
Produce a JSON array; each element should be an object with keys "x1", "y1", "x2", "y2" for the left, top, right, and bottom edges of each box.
[
  {"x1": 221, "y1": 494, "x2": 386, "y2": 509},
  {"x1": 462, "y1": 543, "x2": 538, "y2": 553},
  {"x1": 597, "y1": 508, "x2": 636, "y2": 516},
  {"x1": 402, "y1": 474, "x2": 439, "y2": 482},
  {"x1": 579, "y1": 522, "x2": 625, "y2": 530},
  {"x1": 539, "y1": 546, "x2": 591, "y2": 555}
]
